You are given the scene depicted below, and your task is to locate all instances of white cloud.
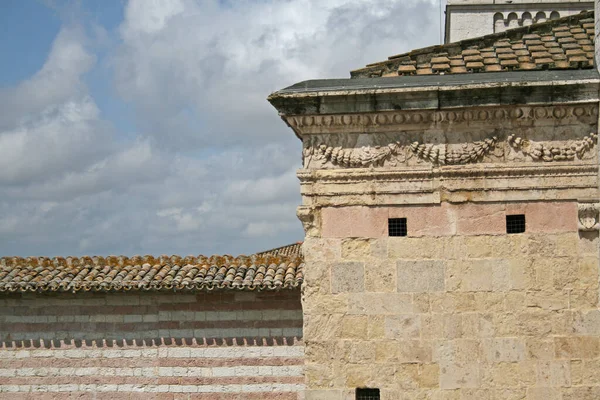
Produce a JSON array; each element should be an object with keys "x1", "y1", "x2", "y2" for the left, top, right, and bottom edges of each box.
[{"x1": 1, "y1": 0, "x2": 442, "y2": 257}]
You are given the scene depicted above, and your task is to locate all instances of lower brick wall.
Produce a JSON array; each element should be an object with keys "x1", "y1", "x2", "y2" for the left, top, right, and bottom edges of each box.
[{"x1": 0, "y1": 290, "x2": 304, "y2": 399}]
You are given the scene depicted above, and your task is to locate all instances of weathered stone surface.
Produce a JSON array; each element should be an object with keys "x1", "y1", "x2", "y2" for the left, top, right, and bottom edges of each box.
[
  {"x1": 330, "y1": 262, "x2": 364, "y2": 293},
  {"x1": 397, "y1": 260, "x2": 445, "y2": 292},
  {"x1": 280, "y1": 72, "x2": 600, "y2": 398}
]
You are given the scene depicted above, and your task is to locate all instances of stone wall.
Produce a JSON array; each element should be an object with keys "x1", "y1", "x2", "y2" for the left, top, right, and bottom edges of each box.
[
  {"x1": 302, "y1": 201, "x2": 600, "y2": 399},
  {"x1": 0, "y1": 290, "x2": 304, "y2": 398},
  {"x1": 446, "y1": 1, "x2": 593, "y2": 42}
]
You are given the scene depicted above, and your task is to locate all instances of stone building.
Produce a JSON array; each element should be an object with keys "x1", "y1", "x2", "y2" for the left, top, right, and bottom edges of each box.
[
  {"x1": 269, "y1": 9, "x2": 600, "y2": 400},
  {"x1": 446, "y1": 0, "x2": 593, "y2": 42},
  {"x1": 1, "y1": 7, "x2": 600, "y2": 400}
]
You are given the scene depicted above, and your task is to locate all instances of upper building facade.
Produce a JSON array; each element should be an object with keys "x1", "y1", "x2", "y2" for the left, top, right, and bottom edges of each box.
[
  {"x1": 270, "y1": 9, "x2": 600, "y2": 400},
  {"x1": 446, "y1": 0, "x2": 593, "y2": 43}
]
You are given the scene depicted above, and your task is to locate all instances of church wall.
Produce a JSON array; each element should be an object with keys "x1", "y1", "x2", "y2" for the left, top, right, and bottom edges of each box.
[
  {"x1": 446, "y1": 2, "x2": 593, "y2": 42},
  {"x1": 302, "y1": 201, "x2": 600, "y2": 399},
  {"x1": 0, "y1": 290, "x2": 305, "y2": 398}
]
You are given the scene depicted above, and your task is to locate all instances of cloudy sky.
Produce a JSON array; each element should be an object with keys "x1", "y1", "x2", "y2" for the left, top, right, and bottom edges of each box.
[{"x1": 0, "y1": 0, "x2": 444, "y2": 257}]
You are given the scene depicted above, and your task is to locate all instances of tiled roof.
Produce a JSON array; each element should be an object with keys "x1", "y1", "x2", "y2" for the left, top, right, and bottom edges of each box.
[
  {"x1": 351, "y1": 11, "x2": 595, "y2": 78},
  {"x1": 0, "y1": 254, "x2": 304, "y2": 293},
  {"x1": 256, "y1": 242, "x2": 302, "y2": 258}
]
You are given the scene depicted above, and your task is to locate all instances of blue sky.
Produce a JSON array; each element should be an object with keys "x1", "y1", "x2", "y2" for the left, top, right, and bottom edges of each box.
[{"x1": 0, "y1": 0, "x2": 442, "y2": 257}]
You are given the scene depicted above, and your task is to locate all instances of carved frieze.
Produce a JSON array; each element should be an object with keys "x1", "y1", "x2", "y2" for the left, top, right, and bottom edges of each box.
[
  {"x1": 302, "y1": 129, "x2": 598, "y2": 169},
  {"x1": 578, "y1": 202, "x2": 600, "y2": 232},
  {"x1": 410, "y1": 137, "x2": 497, "y2": 165},
  {"x1": 287, "y1": 104, "x2": 598, "y2": 135},
  {"x1": 508, "y1": 133, "x2": 598, "y2": 162},
  {"x1": 313, "y1": 142, "x2": 405, "y2": 168}
]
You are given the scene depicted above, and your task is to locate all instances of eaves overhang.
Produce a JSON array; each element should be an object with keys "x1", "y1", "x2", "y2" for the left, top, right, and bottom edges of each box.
[{"x1": 268, "y1": 70, "x2": 600, "y2": 117}]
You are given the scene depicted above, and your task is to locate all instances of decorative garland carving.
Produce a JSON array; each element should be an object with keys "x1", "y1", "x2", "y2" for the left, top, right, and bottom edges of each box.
[
  {"x1": 314, "y1": 143, "x2": 405, "y2": 168},
  {"x1": 507, "y1": 132, "x2": 598, "y2": 162},
  {"x1": 578, "y1": 202, "x2": 600, "y2": 232},
  {"x1": 410, "y1": 137, "x2": 497, "y2": 165}
]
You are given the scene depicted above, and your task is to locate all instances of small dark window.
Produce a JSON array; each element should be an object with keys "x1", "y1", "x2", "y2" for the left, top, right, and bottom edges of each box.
[
  {"x1": 356, "y1": 388, "x2": 380, "y2": 400},
  {"x1": 506, "y1": 214, "x2": 526, "y2": 234},
  {"x1": 388, "y1": 218, "x2": 407, "y2": 237}
]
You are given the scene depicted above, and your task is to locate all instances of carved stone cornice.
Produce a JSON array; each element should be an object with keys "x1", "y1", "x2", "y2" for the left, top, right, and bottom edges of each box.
[
  {"x1": 297, "y1": 163, "x2": 599, "y2": 206},
  {"x1": 578, "y1": 202, "x2": 600, "y2": 231},
  {"x1": 297, "y1": 206, "x2": 320, "y2": 237},
  {"x1": 286, "y1": 104, "x2": 599, "y2": 135}
]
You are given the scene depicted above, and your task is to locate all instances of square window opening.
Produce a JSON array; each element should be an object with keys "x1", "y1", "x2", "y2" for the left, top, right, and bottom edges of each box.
[
  {"x1": 356, "y1": 388, "x2": 380, "y2": 400},
  {"x1": 388, "y1": 218, "x2": 407, "y2": 237},
  {"x1": 506, "y1": 214, "x2": 526, "y2": 234}
]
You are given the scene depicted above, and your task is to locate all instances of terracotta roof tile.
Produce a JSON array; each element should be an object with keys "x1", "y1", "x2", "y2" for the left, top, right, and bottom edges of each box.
[
  {"x1": 351, "y1": 11, "x2": 595, "y2": 78},
  {"x1": 0, "y1": 247, "x2": 304, "y2": 293}
]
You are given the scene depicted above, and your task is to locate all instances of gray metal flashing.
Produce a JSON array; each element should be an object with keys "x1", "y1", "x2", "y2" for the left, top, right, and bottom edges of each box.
[
  {"x1": 273, "y1": 70, "x2": 600, "y2": 95},
  {"x1": 268, "y1": 70, "x2": 600, "y2": 116}
]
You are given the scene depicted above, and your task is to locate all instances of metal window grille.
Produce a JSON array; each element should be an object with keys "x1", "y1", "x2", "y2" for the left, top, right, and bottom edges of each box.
[
  {"x1": 388, "y1": 218, "x2": 407, "y2": 237},
  {"x1": 356, "y1": 388, "x2": 380, "y2": 400},
  {"x1": 506, "y1": 214, "x2": 526, "y2": 234}
]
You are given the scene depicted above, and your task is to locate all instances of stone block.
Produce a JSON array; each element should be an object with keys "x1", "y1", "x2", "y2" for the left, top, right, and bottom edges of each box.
[
  {"x1": 417, "y1": 363, "x2": 439, "y2": 388},
  {"x1": 306, "y1": 364, "x2": 335, "y2": 388},
  {"x1": 527, "y1": 387, "x2": 562, "y2": 400},
  {"x1": 421, "y1": 313, "x2": 444, "y2": 340},
  {"x1": 375, "y1": 340, "x2": 399, "y2": 362},
  {"x1": 370, "y1": 238, "x2": 388, "y2": 259},
  {"x1": 397, "y1": 340, "x2": 433, "y2": 363},
  {"x1": 511, "y1": 201, "x2": 578, "y2": 233},
  {"x1": 465, "y1": 236, "x2": 492, "y2": 258},
  {"x1": 439, "y1": 362, "x2": 480, "y2": 389},
  {"x1": 525, "y1": 290, "x2": 569, "y2": 311},
  {"x1": 341, "y1": 238, "x2": 371, "y2": 260},
  {"x1": 412, "y1": 293, "x2": 431, "y2": 313},
  {"x1": 573, "y1": 310, "x2": 600, "y2": 335},
  {"x1": 397, "y1": 260, "x2": 445, "y2": 292},
  {"x1": 345, "y1": 364, "x2": 372, "y2": 387},
  {"x1": 340, "y1": 316, "x2": 368, "y2": 339},
  {"x1": 562, "y1": 386, "x2": 600, "y2": 400},
  {"x1": 385, "y1": 315, "x2": 421, "y2": 339},
  {"x1": 365, "y1": 260, "x2": 397, "y2": 293},
  {"x1": 303, "y1": 238, "x2": 342, "y2": 262},
  {"x1": 348, "y1": 341, "x2": 376, "y2": 363},
  {"x1": 570, "y1": 359, "x2": 600, "y2": 385},
  {"x1": 331, "y1": 262, "x2": 364, "y2": 293},
  {"x1": 536, "y1": 361, "x2": 571, "y2": 387},
  {"x1": 303, "y1": 314, "x2": 343, "y2": 340},
  {"x1": 435, "y1": 339, "x2": 481, "y2": 364},
  {"x1": 348, "y1": 293, "x2": 413, "y2": 315},
  {"x1": 322, "y1": 206, "x2": 388, "y2": 238},
  {"x1": 446, "y1": 260, "x2": 496, "y2": 292},
  {"x1": 368, "y1": 316, "x2": 386, "y2": 339},
  {"x1": 482, "y1": 338, "x2": 526, "y2": 363},
  {"x1": 394, "y1": 363, "x2": 420, "y2": 390},
  {"x1": 526, "y1": 339, "x2": 555, "y2": 360},
  {"x1": 454, "y1": 203, "x2": 505, "y2": 236},
  {"x1": 389, "y1": 237, "x2": 444, "y2": 259},
  {"x1": 430, "y1": 293, "x2": 477, "y2": 313},
  {"x1": 555, "y1": 336, "x2": 600, "y2": 359},
  {"x1": 304, "y1": 294, "x2": 349, "y2": 315},
  {"x1": 484, "y1": 361, "x2": 536, "y2": 388},
  {"x1": 305, "y1": 390, "x2": 343, "y2": 400}
]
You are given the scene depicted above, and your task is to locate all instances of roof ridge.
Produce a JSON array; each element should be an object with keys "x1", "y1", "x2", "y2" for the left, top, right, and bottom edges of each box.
[{"x1": 255, "y1": 242, "x2": 303, "y2": 256}]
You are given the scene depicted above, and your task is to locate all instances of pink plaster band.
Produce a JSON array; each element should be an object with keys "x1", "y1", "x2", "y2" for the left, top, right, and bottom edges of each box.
[{"x1": 320, "y1": 201, "x2": 578, "y2": 238}]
